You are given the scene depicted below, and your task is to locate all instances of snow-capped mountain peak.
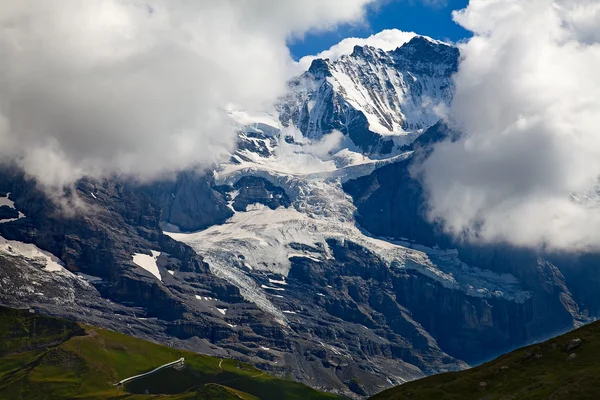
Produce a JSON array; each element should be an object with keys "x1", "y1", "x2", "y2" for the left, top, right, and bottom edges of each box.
[{"x1": 278, "y1": 37, "x2": 459, "y2": 155}]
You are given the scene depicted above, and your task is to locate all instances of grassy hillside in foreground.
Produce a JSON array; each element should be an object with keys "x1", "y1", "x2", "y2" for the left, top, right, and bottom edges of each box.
[
  {"x1": 371, "y1": 318, "x2": 600, "y2": 400},
  {"x1": 0, "y1": 307, "x2": 343, "y2": 400}
]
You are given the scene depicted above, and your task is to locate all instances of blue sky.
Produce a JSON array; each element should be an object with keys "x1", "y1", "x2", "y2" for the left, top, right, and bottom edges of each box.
[{"x1": 288, "y1": 0, "x2": 470, "y2": 60}]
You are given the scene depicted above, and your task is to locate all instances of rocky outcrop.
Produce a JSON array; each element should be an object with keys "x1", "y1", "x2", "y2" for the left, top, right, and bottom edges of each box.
[
  {"x1": 0, "y1": 167, "x2": 289, "y2": 366},
  {"x1": 229, "y1": 176, "x2": 291, "y2": 212},
  {"x1": 141, "y1": 171, "x2": 233, "y2": 232},
  {"x1": 288, "y1": 238, "x2": 533, "y2": 367}
]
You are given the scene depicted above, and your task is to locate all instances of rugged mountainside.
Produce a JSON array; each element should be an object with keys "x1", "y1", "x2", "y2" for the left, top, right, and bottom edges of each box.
[
  {"x1": 278, "y1": 36, "x2": 458, "y2": 154},
  {"x1": 156, "y1": 38, "x2": 546, "y2": 395},
  {"x1": 0, "y1": 34, "x2": 597, "y2": 399},
  {"x1": 0, "y1": 167, "x2": 290, "y2": 359},
  {"x1": 370, "y1": 309, "x2": 600, "y2": 400},
  {"x1": 0, "y1": 306, "x2": 340, "y2": 400},
  {"x1": 141, "y1": 171, "x2": 234, "y2": 232},
  {"x1": 343, "y1": 123, "x2": 590, "y2": 359}
]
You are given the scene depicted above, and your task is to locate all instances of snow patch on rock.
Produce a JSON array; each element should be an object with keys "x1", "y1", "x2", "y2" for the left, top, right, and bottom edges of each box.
[
  {"x1": 0, "y1": 193, "x2": 26, "y2": 223},
  {"x1": 0, "y1": 236, "x2": 68, "y2": 274},
  {"x1": 132, "y1": 250, "x2": 162, "y2": 281}
]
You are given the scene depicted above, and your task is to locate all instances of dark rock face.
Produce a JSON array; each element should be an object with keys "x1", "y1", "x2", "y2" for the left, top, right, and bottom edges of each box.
[
  {"x1": 391, "y1": 37, "x2": 459, "y2": 75},
  {"x1": 141, "y1": 171, "x2": 233, "y2": 232},
  {"x1": 0, "y1": 206, "x2": 18, "y2": 220},
  {"x1": 343, "y1": 122, "x2": 456, "y2": 248},
  {"x1": 275, "y1": 239, "x2": 468, "y2": 395},
  {"x1": 230, "y1": 176, "x2": 291, "y2": 212},
  {"x1": 287, "y1": 238, "x2": 532, "y2": 367},
  {"x1": 343, "y1": 123, "x2": 596, "y2": 364}
]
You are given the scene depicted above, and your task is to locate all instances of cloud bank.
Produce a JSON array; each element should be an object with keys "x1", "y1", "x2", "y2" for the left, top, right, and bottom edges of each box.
[
  {"x1": 418, "y1": 0, "x2": 600, "y2": 251},
  {"x1": 0, "y1": 0, "x2": 376, "y2": 189}
]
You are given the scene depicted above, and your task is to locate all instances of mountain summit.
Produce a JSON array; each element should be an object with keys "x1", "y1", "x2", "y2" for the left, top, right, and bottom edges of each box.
[{"x1": 279, "y1": 37, "x2": 458, "y2": 154}]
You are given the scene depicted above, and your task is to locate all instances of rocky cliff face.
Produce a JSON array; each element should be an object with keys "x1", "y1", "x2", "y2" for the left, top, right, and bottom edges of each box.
[
  {"x1": 141, "y1": 171, "x2": 233, "y2": 233},
  {"x1": 0, "y1": 165, "x2": 455, "y2": 398},
  {"x1": 0, "y1": 167, "x2": 295, "y2": 386},
  {"x1": 343, "y1": 123, "x2": 590, "y2": 359}
]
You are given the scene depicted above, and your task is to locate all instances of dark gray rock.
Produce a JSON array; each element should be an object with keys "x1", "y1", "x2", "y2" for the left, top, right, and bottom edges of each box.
[
  {"x1": 0, "y1": 206, "x2": 18, "y2": 220},
  {"x1": 141, "y1": 171, "x2": 233, "y2": 232},
  {"x1": 231, "y1": 176, "x2": 291, "y2": 212},
  {"x1": 288, "y1": 238, "x2": 533, "y2": 367}
]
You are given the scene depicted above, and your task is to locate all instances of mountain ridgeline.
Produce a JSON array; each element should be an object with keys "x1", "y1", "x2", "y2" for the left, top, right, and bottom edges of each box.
[
  {"x1": 370, "y1": 311, "x2": 600, "y2": 400},
  {"x1": 278, "y1": 37, "x2": 458, "y2": 154}
]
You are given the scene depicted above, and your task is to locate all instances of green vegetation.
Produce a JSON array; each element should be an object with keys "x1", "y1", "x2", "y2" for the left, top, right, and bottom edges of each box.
[
  {"x1": 0, "y1": 307, "x2": 342, "y2": 400},
  {"x1": 371, "y1": 319, "x2": 600, "y2": 400}
]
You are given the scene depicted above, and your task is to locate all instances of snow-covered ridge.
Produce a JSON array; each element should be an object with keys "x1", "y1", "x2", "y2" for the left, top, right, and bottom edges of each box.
[
  {"x1": 297, "y1": 30, "x2": 449, "y2": 71},
  {"x1": 278, "y1": 36, "x2": 458, "y2": 153},
  {"x1": 326, "y1": 44, "x2": 454, "y2": 135}
]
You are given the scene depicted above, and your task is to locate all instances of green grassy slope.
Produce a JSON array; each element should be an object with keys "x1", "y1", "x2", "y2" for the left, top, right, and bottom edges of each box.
[
  {"x1": 0, "y1": 307, "x2": 342, "y2": 400},
  {"x1": 371, "y1": 319, "x2": 600, "y2": 400}
]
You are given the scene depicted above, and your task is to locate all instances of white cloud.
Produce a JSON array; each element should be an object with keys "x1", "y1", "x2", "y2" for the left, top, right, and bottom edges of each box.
[
  {"x1": 417, "y1": 0, "x2": 600, "y2": 251},
  {"x1": 297, "y1": 29, "x2": 420, "y2": 70},
  {"x1": 266, "y1": 127, "x2": 346, "y2": 175},
  {"x1": 0, "y1": 0, "x2": 376, "y2": 190}
]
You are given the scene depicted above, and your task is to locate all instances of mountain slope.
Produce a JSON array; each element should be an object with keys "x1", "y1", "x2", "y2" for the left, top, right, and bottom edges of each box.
[
  {"x1": 370, "y1": 314, "x2": 600, "y2": 400},
  {"x1": 0, "y1": 306, "x2": 341, "y2": 400},
  {"x1": 343, "y1": 123, "x2": 588, "y2": 361}
]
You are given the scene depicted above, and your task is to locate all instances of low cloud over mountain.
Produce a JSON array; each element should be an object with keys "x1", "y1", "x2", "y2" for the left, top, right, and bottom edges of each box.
[
  {"x1": 0, "y1": 0, "x2": 375, "y2": 189},
  {"x1": 418, "y1": 0, "x2": 600, "y2": 251}
]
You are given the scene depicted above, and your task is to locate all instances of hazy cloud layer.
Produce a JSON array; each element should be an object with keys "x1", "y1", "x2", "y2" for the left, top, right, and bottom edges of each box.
[
  {"x1": 420, "y1": 0, "x2": 448, "y2": 9},
  {"x1": 417, "y1": 0, "x2": 600, "y2": 251},
  {"x1": 0, "y1": 0, "x2": 376, "y2": 189}
]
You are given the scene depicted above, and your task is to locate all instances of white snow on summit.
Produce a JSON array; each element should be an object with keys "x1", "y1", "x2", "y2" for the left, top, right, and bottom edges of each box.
[
  {"x1": 281, "y1": 37, "x2": 456, "y2": 150},
  {"x1": 297, "y1": 29, "x2": 444, "y2": 70},
  {"x1": 327, "y1": 49, "x2": 450, "y2": 136}
]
